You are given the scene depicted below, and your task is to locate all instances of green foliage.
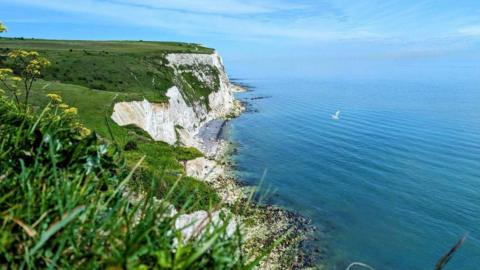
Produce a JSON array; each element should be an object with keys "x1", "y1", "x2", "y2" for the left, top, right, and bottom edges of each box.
[
  {"x1": 124, "y1": 141, "x2": 217, "y2": 211},
  {"x1": 175, "y1": 146, "x2": 204, "y2": 162},
  {"x1": 123, "y1": 124, "x2": 155, "y2": 140},
  {"x1": 40, "y1": 51, "x2": 173, "y2": 103},
  {"x1": 124, "y1": 140, "x2": 139, "y2": 151},
  {"x1": 0, "y1": 97, "x2": 246, "y2": 269},
  {"x1": 3, "y1": 50, "x2": 51, "y2": 107},
  {"x1": 175, "y1": 65, "x2": 221, "y2": 109}
]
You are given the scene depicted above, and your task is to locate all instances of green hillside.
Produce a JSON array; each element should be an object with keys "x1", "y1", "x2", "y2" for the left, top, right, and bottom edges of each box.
[
  {"x1": 0, "y1": 38, "x2": 221, "y2": 211},
  {"x1": 0, "y1": 38, "x2": 216, "y2": 103}
]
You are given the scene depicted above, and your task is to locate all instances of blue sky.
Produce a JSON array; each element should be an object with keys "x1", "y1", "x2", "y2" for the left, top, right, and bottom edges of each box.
[{"x1": 1, "y1": 0, "x2": 480, "y2": 80}]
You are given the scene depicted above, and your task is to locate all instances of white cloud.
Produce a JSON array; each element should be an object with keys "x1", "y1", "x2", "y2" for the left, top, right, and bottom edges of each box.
[
  {"x1": 4, "y1": 0, "x2": 480, "y2": 46},
  {"x1": 458, "y1": 25, "x2": 480, "y2": 37},
  {"x1": 109, "y1": 0, "x2": 309, "y2": 15}
]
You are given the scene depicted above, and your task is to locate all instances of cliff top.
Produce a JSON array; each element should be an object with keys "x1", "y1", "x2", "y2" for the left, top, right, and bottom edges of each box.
[{"x1": 0, "y1": 37, "x2": 214, "y2": 54}]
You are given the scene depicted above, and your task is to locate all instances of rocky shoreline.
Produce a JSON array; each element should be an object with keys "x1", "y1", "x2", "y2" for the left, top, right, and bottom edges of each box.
[
  {"x1": 191, "y1": 89, "x2": 318, "y2": 269},
  {"x1": 223, "y1": 159, "x2": 316, "y2": 269}
]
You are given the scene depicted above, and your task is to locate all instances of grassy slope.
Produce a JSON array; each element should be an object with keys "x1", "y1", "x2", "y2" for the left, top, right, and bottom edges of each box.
[
  {"x1": 0, "y1": 38, "x2": 215, "y2": 103},
  {"x1": 0, "y1": 38, "x2": 220, "y2": 211}
]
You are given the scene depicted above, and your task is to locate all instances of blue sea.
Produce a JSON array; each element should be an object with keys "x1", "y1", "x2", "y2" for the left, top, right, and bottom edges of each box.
[{"x1": 229, "y1": 79, "x2": 480, "y2": 269}]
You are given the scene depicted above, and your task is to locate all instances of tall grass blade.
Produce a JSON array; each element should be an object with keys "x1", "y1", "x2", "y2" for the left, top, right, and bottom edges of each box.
[{"x1": 30, "y1": 205, "x2": 85, "y2": 255}]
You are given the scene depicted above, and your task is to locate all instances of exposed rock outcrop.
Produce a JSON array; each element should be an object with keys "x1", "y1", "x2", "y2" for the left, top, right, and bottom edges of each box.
[
  {"x1": 175, "y1": 210, "x2": 237, "y2": 243},
  {"x1": 185, "y1": 157, "x2": 224, "y2": 182}
]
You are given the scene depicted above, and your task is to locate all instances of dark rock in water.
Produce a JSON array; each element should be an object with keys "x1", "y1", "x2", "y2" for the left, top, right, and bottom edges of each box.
[
  {"x1": 230, "y1": 78, "x2": 255, "y2": 91},
  {"x1": 240, "y1": 101, "x2": 259, "y2": 113},
  {"x1": 250, "y1": 95, "x2": 272, "y2": 100},
  {"x1": 246, "y1": 107, "x2": 259, "y2": 113}
]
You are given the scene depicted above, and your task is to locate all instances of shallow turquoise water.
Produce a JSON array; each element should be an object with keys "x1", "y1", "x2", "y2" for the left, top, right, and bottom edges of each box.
[{"x1": 230, "y1": 79, "x2": 480, "y2": 269}]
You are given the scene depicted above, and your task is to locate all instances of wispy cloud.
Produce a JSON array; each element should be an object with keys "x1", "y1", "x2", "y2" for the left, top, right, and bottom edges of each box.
[
  {"x1": 3, "y1": 0, "x2": 373, "y2": 42},
  {"x1": 3, "y1": 0, "x2": 480, "y2": 48},
  {"x1": 107, "y1": 0, "x2": 309, "y2": 15},
  {"x1": 458, "y1": 25, "x2": 480, "y2": 37}
]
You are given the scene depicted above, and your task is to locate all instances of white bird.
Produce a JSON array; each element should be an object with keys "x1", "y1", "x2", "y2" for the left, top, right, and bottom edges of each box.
[{"x1": 331, "y1": 110, "x2": 341, "y2": 120}]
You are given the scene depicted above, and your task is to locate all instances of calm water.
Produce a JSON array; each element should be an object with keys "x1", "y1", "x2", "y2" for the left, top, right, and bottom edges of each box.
[{"x1": 230, "y1": 79, "x2": 480, "y2": 269}]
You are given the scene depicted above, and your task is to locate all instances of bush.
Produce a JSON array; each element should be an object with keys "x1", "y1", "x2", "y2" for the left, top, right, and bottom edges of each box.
[
  {"x1": 124, "y1": 140, "x2": 138, "y2": 151},
  {"x1": 90, "y1": 83, "x2": 107, "y2": 90}
]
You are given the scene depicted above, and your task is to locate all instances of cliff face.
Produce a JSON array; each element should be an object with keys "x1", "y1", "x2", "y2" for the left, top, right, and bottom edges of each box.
[{"x1": 111, "y1": 52, "x2": 241, "y2": 156}]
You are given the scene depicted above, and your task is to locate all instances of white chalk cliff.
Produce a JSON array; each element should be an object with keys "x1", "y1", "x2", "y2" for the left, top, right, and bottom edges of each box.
[{"x1": 111, "y1": 52, "x2": 242, "y2": 157}]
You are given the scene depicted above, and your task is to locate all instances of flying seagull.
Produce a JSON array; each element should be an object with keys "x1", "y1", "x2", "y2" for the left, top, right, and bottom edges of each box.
[{"x1": 331, "y1": 110, "x2": 341, "y2": 120}]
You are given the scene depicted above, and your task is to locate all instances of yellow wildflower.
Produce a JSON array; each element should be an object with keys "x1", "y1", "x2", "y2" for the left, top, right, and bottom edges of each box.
[
  {"x1": 58, "y1": 103, "x2": 69, "y2": 109},
  {"x1": 0, "y1": 22, "x2": 6, "y2": 33},
  {"x1": 64, "y1": 107, "x2": 78, "y2": 115},
  {"x1": 79, "y1": 127, "x2": 92, "y2": 137},
  {"x1": 8, "y1": 50, "x2": 29, "y2": 59},
  {"x1": 0, "y1": 68, "x2": 13, "y2": 74},
  {"x1": 46, "y1": 93, "x2": 62, "y2": 103},
  {"x1": 71, "y1": 122, "x2": 82, "y2": 129},
  {"x1": 11, "y1": 76, "x2": 22, "y2": 82},
  {"x1": 0, "y1": 69, "x2": 13, "y2": 81}
]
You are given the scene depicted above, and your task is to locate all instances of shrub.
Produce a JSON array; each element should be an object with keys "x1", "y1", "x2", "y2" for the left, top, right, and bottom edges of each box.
[
  {"x1": 90, "y1": 83, "x2": 107, "y2": 90},
  {"x1": 124, "y1": 140, "x2": 138, "y2": 151}
]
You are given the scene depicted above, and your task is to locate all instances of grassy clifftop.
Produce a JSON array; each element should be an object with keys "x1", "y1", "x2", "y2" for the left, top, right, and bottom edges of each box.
[
  {"x1": 0, "y1": 38, "x2": 214, "y2": 53},
  {"x1": 0, "y1": 38, "x2": 216, "y2": 103}
]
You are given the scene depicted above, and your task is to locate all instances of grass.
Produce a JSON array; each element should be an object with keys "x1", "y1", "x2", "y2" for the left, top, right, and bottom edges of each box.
[
  {"x1": 175, "y1": 67, "x2": 221, "y2": 109},
  {"x1": 173, "y1": 64, "x2": 221, "y2": 108}
]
